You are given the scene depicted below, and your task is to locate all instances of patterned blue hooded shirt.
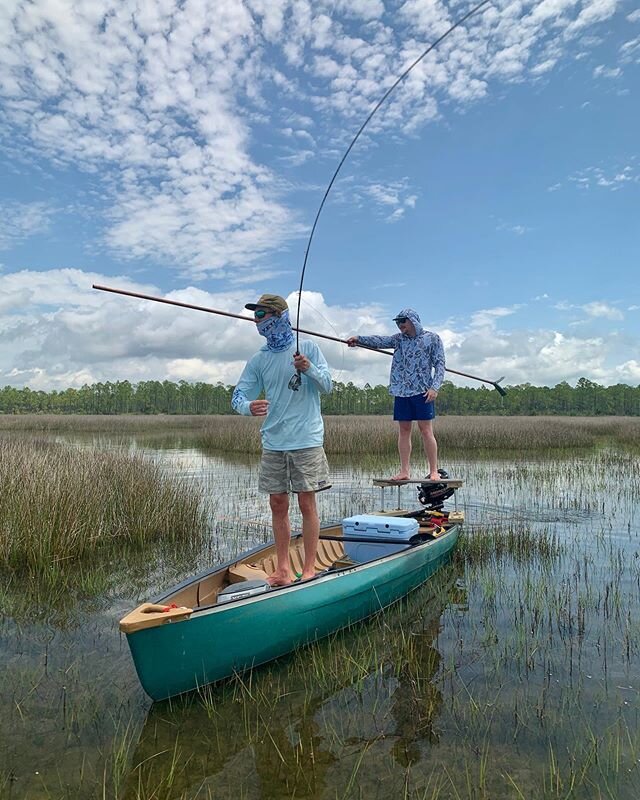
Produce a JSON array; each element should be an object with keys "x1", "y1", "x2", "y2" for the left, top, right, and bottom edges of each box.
[{"x1": 356, "y1": 308, "x2": 445, "y2": 397}]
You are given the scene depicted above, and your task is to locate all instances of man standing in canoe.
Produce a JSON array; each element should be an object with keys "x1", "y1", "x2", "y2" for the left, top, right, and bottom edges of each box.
[
  {"x1": 346, "y1": 308, "x2": 445, "y2": 481},
  {"x1": 232, "y1": 294, "x2": 333, "y2": 586}
]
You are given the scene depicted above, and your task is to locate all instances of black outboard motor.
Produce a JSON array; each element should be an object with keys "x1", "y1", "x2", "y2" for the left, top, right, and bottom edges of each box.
[{"x1": 417, "y1": 469, "x2": 454, "y2": 511}]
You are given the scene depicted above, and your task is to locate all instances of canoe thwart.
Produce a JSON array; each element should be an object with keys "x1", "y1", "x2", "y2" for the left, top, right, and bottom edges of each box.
[{"x1": 120, "y1": 602, "x2": 193, "y2": 634}]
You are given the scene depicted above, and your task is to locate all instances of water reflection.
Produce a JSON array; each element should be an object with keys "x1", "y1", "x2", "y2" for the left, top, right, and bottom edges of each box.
[{"x1": 123, "y1": 567, "x2": 462, "y2": 800}]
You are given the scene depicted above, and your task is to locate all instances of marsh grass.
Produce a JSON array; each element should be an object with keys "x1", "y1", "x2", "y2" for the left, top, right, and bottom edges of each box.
[
  {"x1": 199, "y1": 414, "x2": 640, "y2": 455},
  {"x1": 3, "y1": 414, "x2": 640, "y2": 455},
  {"x1": 0, "y1": 414, "x2": 209, "y2": 433},
  {"x1": 0, "y1": 437, "x2": 209, "y2": 577},
  {"x1": 458, "y1": 522, "x2": 563, "y2": 564}
]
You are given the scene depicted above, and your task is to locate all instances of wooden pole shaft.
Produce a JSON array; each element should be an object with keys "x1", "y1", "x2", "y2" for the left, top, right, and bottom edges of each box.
[{"x1": 92, "y1": 283, "x2": 507, "y2": 393}]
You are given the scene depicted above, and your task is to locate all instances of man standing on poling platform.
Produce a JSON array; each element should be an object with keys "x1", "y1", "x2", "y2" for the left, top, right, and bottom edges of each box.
[{"x1": 347, "y1": 308, "x2": 445, "y2": 481}]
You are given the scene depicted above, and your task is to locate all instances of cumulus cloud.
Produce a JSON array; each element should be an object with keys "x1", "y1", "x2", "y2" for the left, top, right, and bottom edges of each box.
[
  {"x1": 0, "y1": 269, "x2": 382, "y2": 388},
  {"x1": 3, "y1": 270, "x2": 636, "y2": 390}
]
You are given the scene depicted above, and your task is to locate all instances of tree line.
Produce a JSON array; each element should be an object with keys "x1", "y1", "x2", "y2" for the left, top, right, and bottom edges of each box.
[{"x1": 1, "y1": 377, "x2": 639, "y2": 416}]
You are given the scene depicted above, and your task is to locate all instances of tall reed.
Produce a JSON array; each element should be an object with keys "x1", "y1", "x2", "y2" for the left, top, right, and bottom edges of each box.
[{"x1": 0, "y1": 437, "x2": 209, "y2": 573}]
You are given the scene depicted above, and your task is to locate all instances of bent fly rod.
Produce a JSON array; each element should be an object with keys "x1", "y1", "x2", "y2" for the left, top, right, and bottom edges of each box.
[
  {"x1": 92, "y1": 283, "x2": 507, "y2": 395},
  {"x1": 292, "y1": 0, "x2": 493, "y2": 370}
]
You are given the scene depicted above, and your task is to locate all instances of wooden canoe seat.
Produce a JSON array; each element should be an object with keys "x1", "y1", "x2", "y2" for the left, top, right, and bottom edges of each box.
[{"x1": 228, "y1": 562, "x2": 270, "y2": 583}]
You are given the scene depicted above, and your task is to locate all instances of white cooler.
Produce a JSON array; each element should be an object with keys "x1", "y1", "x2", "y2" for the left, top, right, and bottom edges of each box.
[{"x1": 341, "y1": 515, "x2": 419, "y2": 563}]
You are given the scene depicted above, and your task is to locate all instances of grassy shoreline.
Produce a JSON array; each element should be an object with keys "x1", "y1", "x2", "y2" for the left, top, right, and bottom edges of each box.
[{"x1": 1, "y1": 413, "x2": 639, "y2": 453}]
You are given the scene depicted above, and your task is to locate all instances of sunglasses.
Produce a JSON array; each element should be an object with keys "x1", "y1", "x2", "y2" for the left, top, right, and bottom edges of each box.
[
  {"x1": 254, "y1": 308, "x2": 273, "y2": 319},
  {"x1": 395, "y1": 317, "x2": 408, "y2": 325}
]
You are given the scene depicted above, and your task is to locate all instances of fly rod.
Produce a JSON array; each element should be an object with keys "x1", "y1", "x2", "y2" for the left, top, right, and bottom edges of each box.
[
  {"x1": 292, "y1": 0, "x2": 492, "y2": 355},
  {"x1": 92, "y1": 283, "x2": 507, "y2": 395}
]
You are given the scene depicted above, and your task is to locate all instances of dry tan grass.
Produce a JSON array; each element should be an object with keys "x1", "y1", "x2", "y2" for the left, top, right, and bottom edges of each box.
[
  {"x1": 0, "y1": 414, "x2": 209, "y2": 432},
  {"x1": 200, "y1": 414, "x2": 640, "y2": 454},
  {"x1": 1, "y1": 413, "x2": 638, "y2": 453}
]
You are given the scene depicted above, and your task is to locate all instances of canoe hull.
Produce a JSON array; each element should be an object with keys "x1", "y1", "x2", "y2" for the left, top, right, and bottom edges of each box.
[{"x1": 126, "y1": 524, "x2": 459, "y2": 701}]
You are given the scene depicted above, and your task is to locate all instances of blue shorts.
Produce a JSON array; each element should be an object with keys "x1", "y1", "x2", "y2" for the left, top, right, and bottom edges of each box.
[{"x1": 393, "y1": 394, "x2": 436, "y2": 422}]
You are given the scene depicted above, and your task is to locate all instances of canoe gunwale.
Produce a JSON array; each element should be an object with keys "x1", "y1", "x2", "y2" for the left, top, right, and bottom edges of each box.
[{"x1": 134, "y1": 523, "x2": 460, "y2": 622}]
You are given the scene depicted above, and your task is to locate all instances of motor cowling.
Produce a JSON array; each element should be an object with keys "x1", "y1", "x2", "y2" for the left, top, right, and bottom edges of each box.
[{"x1": 417, "y1": 469, "x2": 454, "y2": 511}]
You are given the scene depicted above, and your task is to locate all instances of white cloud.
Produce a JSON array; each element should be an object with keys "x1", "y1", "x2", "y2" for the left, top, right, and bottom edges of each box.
[
  {"x1": 496, "y1": 221, "x2": 530, "y2": 235},
  {"x1": 568, "y1": 162, "x2": 639, "y2": 190},
  {"x1": 581, "y1": 301, "x2": 624, "y2": 320},
  {"x1": 333, "y1": 176, "x2": 419, "y2": 222},
  {"x1": 616, "y1": 360, "x2": 640, "y2": 382},
  {"x1": 620, "y1": 35, "x2": 640, "y2": 62},
  {"x1": 593, "y1": 64, "x2": 622, "y2": 78},
  {"x1": 1, "y1": 269, "x2": 638, "y2": 389},
  {"x1": 469, "y1": 306, "x2": 520, "y2": 328},
  {"x1": 0, "y1": 0, "x2": 626, "y2": 280},
  {"x1": 552, "y1": 299, "x2": 628, "y2": 325},
  {"x1": 0, "y1": 201, "x2": 56, "y2": 250}
]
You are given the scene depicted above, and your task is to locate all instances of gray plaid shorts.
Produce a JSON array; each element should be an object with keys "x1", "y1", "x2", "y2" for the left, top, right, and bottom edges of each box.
[{"x1": 258, "y1": 447, "x2": 331, "y2": 494}]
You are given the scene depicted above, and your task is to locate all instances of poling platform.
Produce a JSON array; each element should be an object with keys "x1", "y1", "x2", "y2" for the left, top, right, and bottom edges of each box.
[
  {"x1": 372, "y1": 478, "x2": 463, "y2": 488},
  {"x1": 372, "y1": 476, "x2": 463, "y2": 512}
]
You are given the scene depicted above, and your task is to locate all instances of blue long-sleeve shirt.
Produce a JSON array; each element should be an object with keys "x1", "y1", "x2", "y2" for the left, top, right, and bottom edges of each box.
[
  {"x1": 231, "y1": 339, "x2": 332, "y2": 451},
  {"x1": 357, "y1": 308, "x2": 445, "y2": 397}
]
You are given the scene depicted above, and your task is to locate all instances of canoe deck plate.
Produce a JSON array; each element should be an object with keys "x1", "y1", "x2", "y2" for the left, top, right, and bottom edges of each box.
[{"x1": 372, "y1": 478, "x2": 463, "y2": 487}]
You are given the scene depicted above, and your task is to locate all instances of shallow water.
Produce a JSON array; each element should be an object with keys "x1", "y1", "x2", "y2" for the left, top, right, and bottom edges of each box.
[{"x1": 1, "y1": 434, "x2": 639, "y2": 799}]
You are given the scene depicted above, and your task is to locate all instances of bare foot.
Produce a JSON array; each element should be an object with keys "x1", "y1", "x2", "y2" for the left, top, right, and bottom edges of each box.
[
  {"x1": 427, "y1": 472, "x2": 441, "y2": 481},
  {"x1": 267, "y1": 572, "x2": 294, "y2": 587},
  {"x1": 300, "y1": 570, "x2": 317, "y2": 582},
  {"x1": 390, "y1": 473, "x2": 410, "y2": 481}
]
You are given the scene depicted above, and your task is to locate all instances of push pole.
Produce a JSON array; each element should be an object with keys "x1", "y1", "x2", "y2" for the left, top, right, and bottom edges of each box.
[{"x1": 92, "y1": 283, "x2": 507, "y2": 395}]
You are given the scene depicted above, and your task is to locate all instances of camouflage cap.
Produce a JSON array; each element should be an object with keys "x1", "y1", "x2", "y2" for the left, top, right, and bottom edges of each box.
[{"x1": 245, "y1": 294, "x2": 288, "y2": 314}]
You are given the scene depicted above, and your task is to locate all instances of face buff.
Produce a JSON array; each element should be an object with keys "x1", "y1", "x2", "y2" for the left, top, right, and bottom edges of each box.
[{"x1": 257, "y1": 310, "x2": 295, "y2": 352}]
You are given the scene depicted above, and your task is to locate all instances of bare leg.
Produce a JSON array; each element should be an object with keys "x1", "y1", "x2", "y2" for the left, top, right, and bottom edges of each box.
[
  {"x1": 268, "y1": 492, "x2": 295, "y2": 586},
  {"x1": 417, "y1": 419, "x2": 438, "y2": 479},
  {"x1": 391, "y1": 420, "x2": 413, "y2": 480},
  {"x1": 297, "y1": 491, "x2": 320, "y2": 580}
]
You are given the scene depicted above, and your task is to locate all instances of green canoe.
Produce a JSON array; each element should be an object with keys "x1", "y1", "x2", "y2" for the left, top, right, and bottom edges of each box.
[{"x1": 120, "y1": 506, "x2": 462, "y2": 701}]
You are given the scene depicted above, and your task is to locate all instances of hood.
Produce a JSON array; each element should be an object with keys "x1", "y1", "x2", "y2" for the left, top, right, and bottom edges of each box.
[{"x1": 395, "y1": 308, "x2": 424, "y2": 337}]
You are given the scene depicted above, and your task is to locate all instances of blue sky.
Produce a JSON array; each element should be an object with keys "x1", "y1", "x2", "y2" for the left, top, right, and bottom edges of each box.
[{"x1": 0, "y1": 0, "x2": 638, "y2": 391}]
